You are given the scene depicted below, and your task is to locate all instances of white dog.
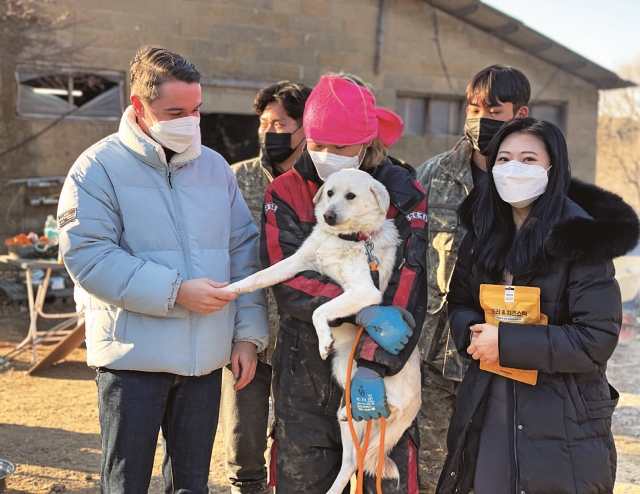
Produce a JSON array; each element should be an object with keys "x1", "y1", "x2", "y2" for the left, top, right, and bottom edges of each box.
[{"x1": 223, "y1": 169, "x2": 421, "y2": 493}]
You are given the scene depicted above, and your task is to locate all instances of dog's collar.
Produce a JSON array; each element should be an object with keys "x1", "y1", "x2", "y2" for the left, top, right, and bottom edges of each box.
[
  {"x1": 338, "y1": 232, "x2": 381, "y2": 289},
  {"x1": 338, "y1": 232, "x2": 372, "y2": 242}
]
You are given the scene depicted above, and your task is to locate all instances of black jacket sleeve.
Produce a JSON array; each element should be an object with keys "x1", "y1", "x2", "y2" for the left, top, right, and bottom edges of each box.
[{"x1": 499, "y1": 260, "x2": 621, "y2": 373}]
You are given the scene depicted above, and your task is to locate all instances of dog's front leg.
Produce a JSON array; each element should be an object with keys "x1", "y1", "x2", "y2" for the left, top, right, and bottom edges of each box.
[
  {"x1": 224, "y1": 252, "x2": 311, "y2": 294},
  {"x1": 312, "y1": 286, "x2": 382, "y2": 360}
]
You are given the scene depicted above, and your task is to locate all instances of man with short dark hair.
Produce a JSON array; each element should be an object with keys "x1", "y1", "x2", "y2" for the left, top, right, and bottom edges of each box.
[
  {"x1": 231, "y1": 81, "x2": 311, "y2": 224},
  {"x1": 222, "y1": 81, "x2": 311, "y2": 494},
  {"x1": 415, "y1": 64, "x2": 530, "y2": 492},
  {"x1": 58, "y1": 46, "x2": 268, "y2": 493}
]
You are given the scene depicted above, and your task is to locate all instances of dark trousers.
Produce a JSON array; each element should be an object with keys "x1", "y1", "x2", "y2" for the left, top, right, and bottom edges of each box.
[
  {"x1": 271, "y1": 325, "x2": 420, "y2": 494},
  {"x1": 220, "y1": 359, "x2": 273, "y2": 493},
  {"x1": 96, "y1": 367, "x2": 222, "y2": 494}
]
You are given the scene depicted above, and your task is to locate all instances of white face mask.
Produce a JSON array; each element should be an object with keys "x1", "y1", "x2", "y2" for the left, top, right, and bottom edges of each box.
[
  {"x1": 492, "y1": 160, "x2": 550, "y2": 209},
  {"x1": 309, "y1": 145, "x2": 364, "y2": 182},
  {"x1": 144, "y1": 109, "x2": 200, "y2": 153}
]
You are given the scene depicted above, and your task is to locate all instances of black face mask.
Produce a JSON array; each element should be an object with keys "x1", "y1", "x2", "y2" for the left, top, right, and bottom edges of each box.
[
  {"x1": 259, "y1": 125, "x2": 304, "y2": 164},
  {"x1": 463, "y1": 117, "x2": 506, "y2": 156}
]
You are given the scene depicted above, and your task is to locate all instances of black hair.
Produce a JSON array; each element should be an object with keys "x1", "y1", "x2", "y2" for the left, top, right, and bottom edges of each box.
[
  {"x1": 470, "y1": 117, "x2": 572, "y2": 280},
  {"x1": 130, "y1": 46, "x2": 200, "y2": 103},
  {"x1": 466, "y1": 65, "x2": 531, "y2": 114},
  {"x1": 254, "y1": 81, "x2": 312, "y2": 121}
]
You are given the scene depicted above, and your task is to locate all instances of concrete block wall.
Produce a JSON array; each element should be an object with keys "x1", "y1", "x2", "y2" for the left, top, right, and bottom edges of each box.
[
  {"x1": 50, "y1": 0, "x2": 597, "y2": 177},
  {"x1": 0, "y1": 0, "x2": 600, "y2": 238}
]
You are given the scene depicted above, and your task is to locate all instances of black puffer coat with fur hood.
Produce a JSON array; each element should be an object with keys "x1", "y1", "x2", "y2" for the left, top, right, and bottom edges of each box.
[{"x1": 438, "y1": 180, "x2": 640, "y2": 494}]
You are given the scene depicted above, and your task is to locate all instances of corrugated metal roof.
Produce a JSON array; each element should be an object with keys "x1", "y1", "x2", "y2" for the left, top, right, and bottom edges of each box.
[{"x1": 426, "y1": 0, "x2": 634, "y2": 90}]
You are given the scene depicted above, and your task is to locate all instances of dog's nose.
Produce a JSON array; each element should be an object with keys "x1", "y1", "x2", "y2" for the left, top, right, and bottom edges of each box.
[{"x1": 323, "y1": 210, "x2": 337, "y2": 225}]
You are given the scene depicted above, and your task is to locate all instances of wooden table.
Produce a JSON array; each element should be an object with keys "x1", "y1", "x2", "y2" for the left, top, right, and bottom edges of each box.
[{"x1": 0, "y1": 255, "x2": 84, "y2": 373}]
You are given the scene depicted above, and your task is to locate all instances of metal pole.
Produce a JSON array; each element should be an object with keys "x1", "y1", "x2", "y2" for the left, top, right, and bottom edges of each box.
[{"x1": 374, "y1": 0, "x2": 388, "y2": 75}]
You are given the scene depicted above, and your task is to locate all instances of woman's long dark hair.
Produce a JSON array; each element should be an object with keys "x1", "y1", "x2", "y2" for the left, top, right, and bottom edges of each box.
[{"x1": 470, "y1": 118, "x2": 572, "y2": 281}]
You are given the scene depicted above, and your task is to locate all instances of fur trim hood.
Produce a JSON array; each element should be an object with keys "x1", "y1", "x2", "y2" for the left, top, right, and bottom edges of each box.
[{"x1": 459, "y1": 179, "x2": 640, "y2": 265}]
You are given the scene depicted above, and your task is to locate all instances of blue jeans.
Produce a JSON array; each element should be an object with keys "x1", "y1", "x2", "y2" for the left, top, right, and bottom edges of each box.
[{"x1": 96, "y1": 367, "x2": 222, "y2": 494}]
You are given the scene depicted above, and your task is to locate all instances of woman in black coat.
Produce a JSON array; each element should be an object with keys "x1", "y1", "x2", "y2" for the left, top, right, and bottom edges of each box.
[{"x1": 438, "y1": 118, "x2": 639, "y2": 494}]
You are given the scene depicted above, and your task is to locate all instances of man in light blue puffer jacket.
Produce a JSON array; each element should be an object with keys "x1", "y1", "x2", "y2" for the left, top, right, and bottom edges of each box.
[{"x1": 57, "y1": 46, "x2": 268, "y2": 494}]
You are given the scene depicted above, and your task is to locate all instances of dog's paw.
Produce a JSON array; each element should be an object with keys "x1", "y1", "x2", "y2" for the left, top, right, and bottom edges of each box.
[
  {"x1": 337, "y1": 406, "x2": 348, "y2": 421},
  {"x1": 220, "y1": 284, "x2": 240, "y2": 294},
  {"x1": 223, "y1": 282, "x2": 251, "y2": 294},
  {"x1": 318, "y1": 335, "x2": 335, "y2": 360}
]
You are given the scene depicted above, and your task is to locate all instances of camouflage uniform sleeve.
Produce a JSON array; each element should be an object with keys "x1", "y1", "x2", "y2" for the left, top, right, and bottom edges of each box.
[{"x1": 231, "y1": 157, "x2": 279, "y2": 364}]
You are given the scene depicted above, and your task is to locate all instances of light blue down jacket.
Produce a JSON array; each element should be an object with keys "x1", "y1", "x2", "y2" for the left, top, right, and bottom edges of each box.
[{"x1": 58, "y1": 107, "x2": 268, "y2": 376}]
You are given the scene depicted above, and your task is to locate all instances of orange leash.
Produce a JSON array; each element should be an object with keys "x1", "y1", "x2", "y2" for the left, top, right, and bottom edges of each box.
[
  {"x1": 345, "y1": 326, "x2": 386, "y2": 494},
  {"x1": 376, "y1": 416, "x2": 386, "y2": 494}
]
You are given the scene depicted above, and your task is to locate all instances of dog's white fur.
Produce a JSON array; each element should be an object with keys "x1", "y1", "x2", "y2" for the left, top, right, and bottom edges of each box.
[{"x1": 223, "y1": 169, "x2": 421, "y2": 493}]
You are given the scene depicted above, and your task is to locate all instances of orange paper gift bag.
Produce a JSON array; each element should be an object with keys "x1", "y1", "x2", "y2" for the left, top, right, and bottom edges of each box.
[{"x1": 478, "y1": 284, "x2": 546, "y2": 386}]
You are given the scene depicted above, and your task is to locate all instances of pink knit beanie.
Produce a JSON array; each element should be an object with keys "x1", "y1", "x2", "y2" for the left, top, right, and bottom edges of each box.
[{"x1": 303, "y1": 75, "x2": 404, "y2": 147}]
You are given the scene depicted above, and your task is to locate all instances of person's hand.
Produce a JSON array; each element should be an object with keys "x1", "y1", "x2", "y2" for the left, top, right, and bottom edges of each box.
[
  {"x1": 230, "y1": 341, "x2": 258, "y2": 391},
  {"x1": 355, "y1": 305, "x2": 415, "y2": 355},
  {"x1": 350, "y1": 367, "x2": 390, "y2": 421},
  {"x1": 467, "y1": 323, "x2": 499, "y2": 364},
  {"x1": 175, "y1": 278, "x2": 238, "y2": 314}
]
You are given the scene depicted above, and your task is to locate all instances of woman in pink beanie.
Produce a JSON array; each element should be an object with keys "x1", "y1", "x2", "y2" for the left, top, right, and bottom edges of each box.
[{"x1": 261, "y1": 73, "x2": 428, "y2": 494}]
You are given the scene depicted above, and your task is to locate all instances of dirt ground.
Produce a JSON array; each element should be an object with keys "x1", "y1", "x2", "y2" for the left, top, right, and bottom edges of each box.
[
  {"x1": 0, "y1": 296, "x2": 639, "y2": 494},
  {"x1": 0, "y1": 298, "x2": 232, "y2": 494}
]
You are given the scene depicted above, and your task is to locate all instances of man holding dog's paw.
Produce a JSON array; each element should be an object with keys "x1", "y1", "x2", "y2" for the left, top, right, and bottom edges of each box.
[
  {"x1": 262, "y1": 74, "x2": 428, "y2": 494},
  {"x1": 57, "y1": 47, "x2": 268, "y2": 493}
]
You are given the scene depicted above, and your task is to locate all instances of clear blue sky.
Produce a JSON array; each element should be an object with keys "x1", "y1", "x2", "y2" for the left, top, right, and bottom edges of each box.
[{"x1": 482, "y1": 0, "x2": 640, "y2": 73}]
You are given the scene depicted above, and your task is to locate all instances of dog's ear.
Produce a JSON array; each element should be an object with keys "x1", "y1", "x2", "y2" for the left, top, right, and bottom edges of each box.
[
  {"x1": 369, "y1": 182, "x2": 390, "y2": 214},
  {"x1": 313, "y1": 184, "x2": 325, "y2": 204}
]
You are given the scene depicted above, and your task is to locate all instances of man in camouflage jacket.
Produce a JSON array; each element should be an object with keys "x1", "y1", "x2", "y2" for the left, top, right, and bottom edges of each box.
[
  {"x1": 414, "y1": 65, "x2": 531, "y2": 492},
  {"x1": 222, "y1": 81, "x2": 311, "y2": 494},
  {"x1": 414, "y1": 138, "x2": 473, "y2": 492}
]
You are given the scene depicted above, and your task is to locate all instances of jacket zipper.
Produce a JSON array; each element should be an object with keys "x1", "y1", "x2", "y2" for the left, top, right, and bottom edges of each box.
[
  {"x1": 513, "y1": 380, "x2": 519, "y2": 494},
  {"x1": 512, "y1": 277, "x2": 520, "y2": 494},
  {"x1": 166, "y1": 166, "x2": 196, "y2": 374},
  {"x1": 454, "y1": 451, "x2": 465, "y2": 492}
]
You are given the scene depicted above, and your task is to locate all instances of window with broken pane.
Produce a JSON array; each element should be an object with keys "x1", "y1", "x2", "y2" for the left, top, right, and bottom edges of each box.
[{"x1": 16, "y1": 68, "x2": 125, "y2": 120}]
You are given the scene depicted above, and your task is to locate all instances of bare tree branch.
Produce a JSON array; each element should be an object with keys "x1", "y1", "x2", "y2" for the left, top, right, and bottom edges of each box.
[
  {"x1": 599, "y1": 59, "x2": 640, "y2": 120},
  {"x1": 0, "y1": 0, "x2": 77, "y2": 64},
  {"x1": 596, "y1": 109, "x2": 640, "y2": 213}
]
